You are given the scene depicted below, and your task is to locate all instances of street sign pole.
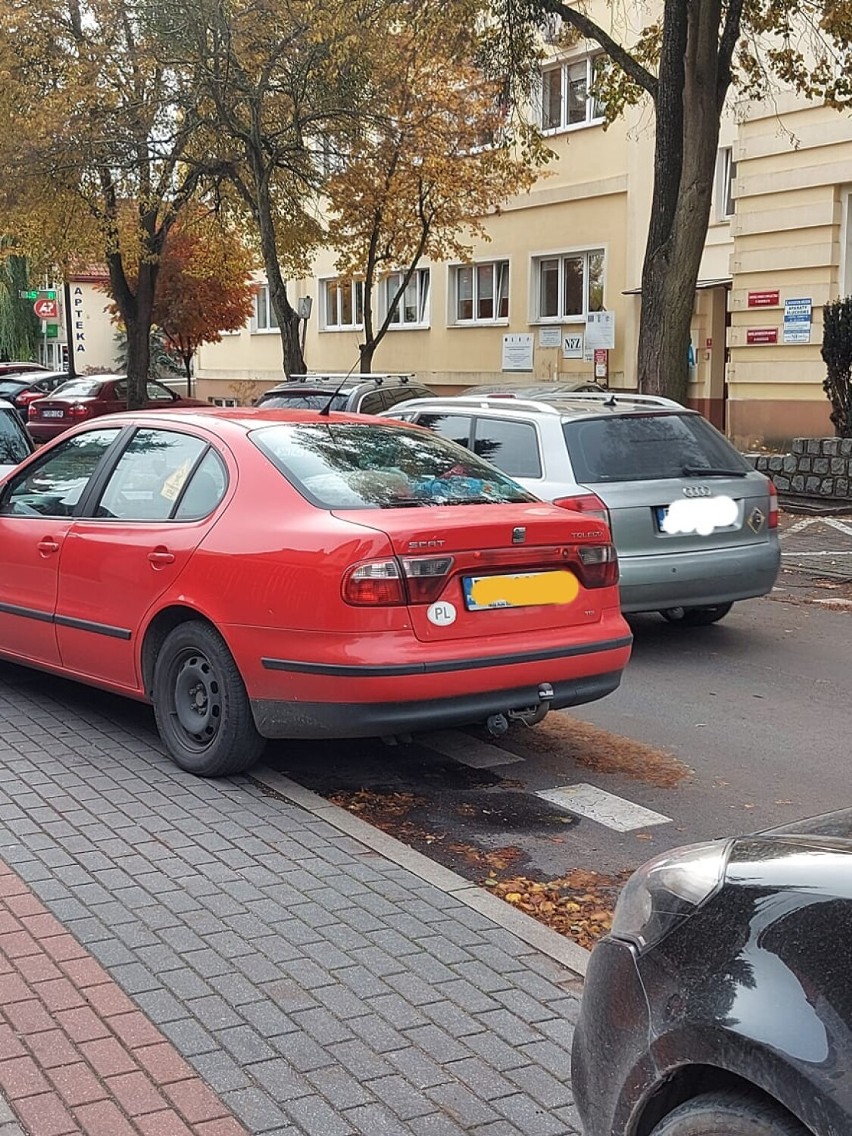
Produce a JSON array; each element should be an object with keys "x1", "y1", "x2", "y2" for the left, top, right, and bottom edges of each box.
[{"x1": 63, "y1": 279, "x2": 76, "y2": 377}]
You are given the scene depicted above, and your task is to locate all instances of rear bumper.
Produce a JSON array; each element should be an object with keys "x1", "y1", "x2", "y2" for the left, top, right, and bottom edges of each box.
[
  {"x1": 27, "y1": 423, "x2": 67, "y2": 442},
  {"x1": 251, "y1": 667, "x2": 624, "y2": 738},
  {"x1": 618, "y1": 536, "x2": 780, "y2": 613}
]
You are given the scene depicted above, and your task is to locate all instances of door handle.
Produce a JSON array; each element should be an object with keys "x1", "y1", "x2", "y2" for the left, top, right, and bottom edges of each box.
[
  {"x1": 37, "y1": 538, "x2": 60, "y2": 555},
  {"x1": 148, "y1": 549, "x2": 175, "y2": 567}
]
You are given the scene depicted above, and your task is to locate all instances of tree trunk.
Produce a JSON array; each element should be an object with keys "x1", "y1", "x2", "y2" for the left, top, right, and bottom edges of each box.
[
  {"x1": 638, "y1": 0, "x2": 723, "y2": 404},
  {"x1": 359, "y1": 342, "x2": 376, "y2": 373},
  {"x1": 251, "y1": 168, "x2": 306, "y2": 379}
]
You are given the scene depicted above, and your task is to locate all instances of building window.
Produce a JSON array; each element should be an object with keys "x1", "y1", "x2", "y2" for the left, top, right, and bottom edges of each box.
[
  {"x1": 533, "y1": 250, "x2": 604, "y2": 321},
  {"x1": 254, "y1": 285, "x2": 279, "y2": 332},
  {"x1": 716, "y1": 147, "x2": 736, "y2": 220},
  {"x1": 323, "y1": 279, "x2": 364, "y2": 330},
  {"x1": 386, "y1": 269, "x2": 430, "y2": 327},
  {"x1": 540, "y1": 55, "x2": 603, "y2": 132},
  {"x1": 453, "y1": 261, "x2": 509, "y2": 323},
  {"x1": 208, "y1": 397, "x2": 239, "y2": 407}
]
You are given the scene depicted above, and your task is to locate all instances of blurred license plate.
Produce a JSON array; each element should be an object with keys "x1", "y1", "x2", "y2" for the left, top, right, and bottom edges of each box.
[
  {"x1": 42, "y1": 410, "x2": 64, "y2": 418},
  {"x1": 463, "y1": 570, "x2": 579, "y2": 612}
]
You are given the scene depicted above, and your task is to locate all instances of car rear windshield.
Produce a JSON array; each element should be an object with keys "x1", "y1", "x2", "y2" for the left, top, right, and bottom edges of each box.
[
  {"x1": 0, "y1": 409, "x2": 31, "y2": 466},
  {"x1": 0, "y1": 381, "x2": 28, "y2": 398},
  {"x1": 563, "y1": 412, "x2": 752, "y2": 483},
  {"x1": 48, "y1": 379, "x2": 103, "y2": 399},
  {"x1": 251, "y1": 422, "x2": 535, "y2": 509},
  {"x1": 259, "y1": 392, "x2": 349, "y2": 412}
]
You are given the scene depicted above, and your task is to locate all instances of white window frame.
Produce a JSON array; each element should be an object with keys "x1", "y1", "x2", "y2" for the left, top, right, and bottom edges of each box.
[
  {"x1": 322, "y1": 278, "x2": 364, "y2": 331},
  {"x1": 539, "y1": 54, "x2": 604, "y2": 134},
  {"x1": 208, "y1": 397, "x2": 239, "y2": 407},
  {"x1": 253, "y1": 285, "x2": 279, "y2": 333},
  {"x1": 385, "y1": 268, "x2": 431, "y2": 329},
  {"x1": 716, "y1": 147, "x2": 736, "y2": 221},
  {"x1": 531, "y1": 248, "x2": 605, "y2": 323},
  {"x1": 450, "y1": 260, "x2": 510, "y2": 325},
  {"x1": 840, "y1": 187, "x2": 852, "y2": 297}
]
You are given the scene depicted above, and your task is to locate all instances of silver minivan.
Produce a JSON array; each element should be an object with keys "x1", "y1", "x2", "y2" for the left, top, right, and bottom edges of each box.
[{"x1": 388, "y1": 392, "x2": 780, "y2": 625}]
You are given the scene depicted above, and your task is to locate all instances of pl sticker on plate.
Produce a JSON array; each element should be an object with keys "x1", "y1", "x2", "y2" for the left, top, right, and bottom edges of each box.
[{"x1": 427, "y1": 601, "x2": 457, "y2": 626}]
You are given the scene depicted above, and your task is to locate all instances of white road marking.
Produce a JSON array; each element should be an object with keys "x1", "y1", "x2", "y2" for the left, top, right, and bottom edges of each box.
[
  {"x1": 536, "y1": 783, "x2": 672, "y2": 832},
  {"x1": 422, "y1": 730, "x2": 524, "y2": 768},
  {"x1": 781, "y1": 550, "x2": 852, "y2": 557}
]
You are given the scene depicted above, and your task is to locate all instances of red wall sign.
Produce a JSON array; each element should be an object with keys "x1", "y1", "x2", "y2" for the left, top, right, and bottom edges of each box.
[
  {"x1": 747, "y1": 290, "x2": 780, "y2": 308},
  {"x1": 33, "y1": 299, "x2": 59, "y2": 320},
  {"x1": 746, "y1": 327, "x2": 778, "y2": 345}
]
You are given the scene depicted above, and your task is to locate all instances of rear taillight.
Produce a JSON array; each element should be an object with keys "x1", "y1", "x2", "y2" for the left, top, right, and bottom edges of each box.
[
  {"x1": 343, "y1": 555, "x2": 454, "y2": 606},
  {"x1": 768, "y1": 481, "x2": 778, "y2": 529},
  {"x1": 15, "y1": 392, "x2": 40, "y2": 408},
  {"x1": 69, "y1": 404, "x2": 91, "y2": 419},
  {"x1": 342, "y1": 560, "x2": 405, "y2": 606},
  {"x1": 574, "y1": 544, "x2": 619, "y2": 588},
  {"x1": 399, "y1": 556, "x2": 454, "y2": 603},
  {"x1": 27, "y1": 403, "x2": 38, "y2": 419},
  {"x1": 552, "y1": 492, "x2": 611, "y2": 527}
]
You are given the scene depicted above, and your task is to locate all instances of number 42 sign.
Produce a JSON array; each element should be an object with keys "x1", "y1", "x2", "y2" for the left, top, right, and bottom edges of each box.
[{"x1": 562, "y1": 333, "x2": 584, "y2": 359}]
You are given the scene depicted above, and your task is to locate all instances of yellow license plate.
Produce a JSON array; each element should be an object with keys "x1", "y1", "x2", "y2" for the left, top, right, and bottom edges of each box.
[{"x1": 463, "y1": 570, "x2": 580, "y2": 611}]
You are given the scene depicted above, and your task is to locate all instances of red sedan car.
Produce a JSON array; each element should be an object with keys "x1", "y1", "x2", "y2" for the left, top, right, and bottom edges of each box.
[
  {"x1": 0, "y1": 409, "x2": 632, "y2": 776},
  {"x1": 27, "y1": 375, "x2": 205, "y2": 442}
]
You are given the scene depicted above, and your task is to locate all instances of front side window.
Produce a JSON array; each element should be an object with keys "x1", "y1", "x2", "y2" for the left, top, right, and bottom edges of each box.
[
  {"x1": 535, "y1": 250, "x2": 605, "y2": 321},
  {"x1": 540, "y1": 55, "x2": 603, "y2": 131},
  {"x1": 453, "y1": 261, "x2": 509, "y2": 323},
  {"x1": 386, "y1": 269, "x2": 430, "y2": 327},
  {"x1": 251, "y1": 422, "x2": 533, "y2": 509},
  {"x1": 254, "y1": 285, "x2": 280, "y2": 332},
  {"x1": 1, "y1": 428, "x2": 121, "y2": 517},
  {"x1": 323, "y1": 279, "x2": 364, "y2": 330},
  {"x1": 96, "y1": 429, "x2": 209, "y2": 521}
]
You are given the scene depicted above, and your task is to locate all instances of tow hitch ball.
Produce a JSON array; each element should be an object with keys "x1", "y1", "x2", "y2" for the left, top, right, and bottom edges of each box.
[{"x1": 486, "y1": 683, "x2": 554, "y2": 737}]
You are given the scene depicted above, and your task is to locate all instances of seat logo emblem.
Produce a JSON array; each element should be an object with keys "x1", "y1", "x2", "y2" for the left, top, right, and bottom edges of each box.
[{"x1": 683, "y1": 485, "x2": 711, "y2": 498}]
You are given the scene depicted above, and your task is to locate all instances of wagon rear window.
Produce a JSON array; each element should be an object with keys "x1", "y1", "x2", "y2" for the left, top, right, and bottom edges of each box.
[{"x1": 251, "y1": 422, "x2": 534, "y2": 509}]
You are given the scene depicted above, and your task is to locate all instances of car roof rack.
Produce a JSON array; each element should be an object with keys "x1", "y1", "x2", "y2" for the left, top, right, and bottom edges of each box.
[{"x1": 286, "y1": 373, "x2": 415, "y2": 384}]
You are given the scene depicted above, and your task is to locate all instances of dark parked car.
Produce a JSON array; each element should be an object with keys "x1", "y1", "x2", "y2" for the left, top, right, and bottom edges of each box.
[
  {"x1": 0, "y1": 398, "x2": 34, "y2": 476},
  {"x1": 27, "y1": 375, "x2": 206, "y2": 442},
  {"x1": 0, "y1": 371, "x2": 70, "y2": 420},
  {"x1": 572, "y1": 810, "x2": 852, "y2": 1136},
  {"x1": 255, "y1": 373, "x2": 433, "y2": 415}
]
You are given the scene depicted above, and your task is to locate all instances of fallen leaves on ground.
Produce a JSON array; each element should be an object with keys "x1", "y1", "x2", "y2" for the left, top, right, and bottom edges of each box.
[
  {"x1": 329, "y1": 789, "x2": 425, "y2": 819},
  {"x1": 484, "y1": 868, "x2": 632, "y2": 951},
  {"x1": 484, "y1": 715, "x2": 690, "y2": 788}
]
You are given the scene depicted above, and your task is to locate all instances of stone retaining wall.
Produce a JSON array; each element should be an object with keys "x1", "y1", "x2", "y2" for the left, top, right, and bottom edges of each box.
[{"x1": 750, "y1": 438, "x2": 852, "y2": 500}]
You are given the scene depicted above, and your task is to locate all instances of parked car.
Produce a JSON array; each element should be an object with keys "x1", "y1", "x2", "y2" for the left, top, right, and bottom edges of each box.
[
  {"x1": 27, "y1": 375, "x2": 206, "y2": 442},
  {"x1": 0, "y1": 371, "x2": 71, "y2": 421},
  {"x1": 388, "y1": 391, "x2": 780, "y2": 624},
  {"x1": 0, "y1": 361, "x2": 48, "y2": 378},
  {"x1": 0, "y1": 408, "x2": 632, "y2": 776},
  {"x1": 255, "y1": 373, "x2": 434, "y2": 415},
  {"x1": 572, "y1": 809, "x2": 852, "y2": 1136},
  {"x1": 0, "y1": 399, "x2": 34, "y2": 477}
]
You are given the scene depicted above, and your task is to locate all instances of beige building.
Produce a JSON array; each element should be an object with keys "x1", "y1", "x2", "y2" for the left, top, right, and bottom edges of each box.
[{"x1": 192, "y1": 45, "x2": 852, "y2": 449}]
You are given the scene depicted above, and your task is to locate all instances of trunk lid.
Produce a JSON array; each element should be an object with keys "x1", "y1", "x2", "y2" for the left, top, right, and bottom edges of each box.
[{"x1": 334, "y1": 502, "x2": 615, "y2": 643}]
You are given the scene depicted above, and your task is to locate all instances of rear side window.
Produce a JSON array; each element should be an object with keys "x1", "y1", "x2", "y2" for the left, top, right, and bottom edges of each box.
[
  {"x1": 357, "y1": 392, "x2": 385, "y2": 415},
  {"x1": 414, "y1": 413, "x2": 472, "y2": 449},
  {"x1": 0, "y1": 409, "x2": 31, "y2": 466},
  {"x1": 251, "y1": 422, "x2": 534, "y2": 509},
  {"x1": 563, "y1": 413, "x2": 751, "y2": 483},
  {"x1": 472, "y1": 419, "x2": 542, "y2": 478}
]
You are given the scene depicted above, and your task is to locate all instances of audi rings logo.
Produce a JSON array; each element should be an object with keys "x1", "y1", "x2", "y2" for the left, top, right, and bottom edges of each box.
[{"x1": 682, "y1": 485, "x2": 712, "y2": 498}]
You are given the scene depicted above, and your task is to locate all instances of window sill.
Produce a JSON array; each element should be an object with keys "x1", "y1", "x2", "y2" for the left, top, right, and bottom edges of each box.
[
  {"x1": 450, "y1": 319, "x2": 510, "y2": 328},
  {"x1": 531, "y1": 316, "x2": 586, "y2": 325},
  {"x1": 321, "y1": 326, "x2": 365, "y2": 333},
  {"x1": 386, "y1": 323, "x2": 431, "y2": 332},
  {"x1": 541, "y1": 118, "x2": 605, "y2": 136},
  {"x1": 250, "y1": 328, "x2": 280, "y2": 335}
]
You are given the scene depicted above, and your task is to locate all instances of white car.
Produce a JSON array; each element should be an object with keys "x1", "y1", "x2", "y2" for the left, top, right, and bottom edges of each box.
[{"x1": 0, "y1": 398, "x2": 34, "y2": 478}]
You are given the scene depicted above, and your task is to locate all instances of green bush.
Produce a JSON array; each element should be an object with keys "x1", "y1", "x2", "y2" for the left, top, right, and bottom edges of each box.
[{"x1": 822, "y1": 297, "x2": 852, "y2": 438}]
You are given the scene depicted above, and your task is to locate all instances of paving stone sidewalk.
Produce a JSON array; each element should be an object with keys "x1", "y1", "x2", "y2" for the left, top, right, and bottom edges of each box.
[{"x1": 0, "y1": 664, "x2": 584, "y2": 1136}]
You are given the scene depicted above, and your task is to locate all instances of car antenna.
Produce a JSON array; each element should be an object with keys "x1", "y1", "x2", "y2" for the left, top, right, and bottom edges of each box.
[
  {"x1": 318, "y1": 359, "x2": 361, "y2": 418},
  {"x1": 603, "y1": 392, "x2": 617, "y2": 407}
]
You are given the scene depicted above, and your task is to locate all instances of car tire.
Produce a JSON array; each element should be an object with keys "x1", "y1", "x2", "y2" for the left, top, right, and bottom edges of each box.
[
  {"x1": 152, "y1": 620, "x2": 265, "y2": 777},
  {"x1": 661, "y1": 603, "x2": 733, "y2": 626},
  {"x1": 650, "y1": 1088, "x2": 808, "y2": 1136}
]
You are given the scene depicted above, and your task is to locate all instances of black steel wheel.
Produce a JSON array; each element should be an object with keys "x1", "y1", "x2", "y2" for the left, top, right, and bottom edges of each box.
[
  {"x1": 152, "y1": 620, "x2": 265, "y2": 777},
  {"x1": 650, "y1": 1089, "x2": 808, "y2": 1135}
]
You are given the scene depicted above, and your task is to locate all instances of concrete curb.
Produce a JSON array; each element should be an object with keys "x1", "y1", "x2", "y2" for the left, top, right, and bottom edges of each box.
[{"x1": 252, "y1": 767, "x2": 590, "y2": 979}]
